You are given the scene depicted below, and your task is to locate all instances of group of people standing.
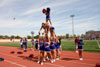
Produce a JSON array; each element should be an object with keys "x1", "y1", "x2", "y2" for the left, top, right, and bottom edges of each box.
[
  {"x1": 20, "y1": 7, "x2": 62, "y2": 65},
  {"x1": 36, "y1": 7, "x2": 62, "y2": 65},
  {"x1": 20, "y1": 7, "x2": 84, "y2": 66},
  {"x1": 20, "y1": 38, "x2": 28, "y2": 51}
]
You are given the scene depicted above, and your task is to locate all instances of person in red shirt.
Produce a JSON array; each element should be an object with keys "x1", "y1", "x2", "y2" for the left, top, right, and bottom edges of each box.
[{"x1": 75, "y1": 37, "x2": 79, "y2": 53}]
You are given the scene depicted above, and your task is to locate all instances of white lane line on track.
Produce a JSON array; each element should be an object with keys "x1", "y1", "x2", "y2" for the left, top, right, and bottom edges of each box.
[
  {"x1": 1, "y1": 51, "x2": 99, "y2": 62},
  {"x1": 62, "y1": 54, "x2": 100, "y2": 61},
  {"x1": 59, "y1": 60, "x2": 94, "y2": 66},
  {"x1": 5, "y1": 60, "x2": 26, "y2": 67},
  {"x1": 0, "y1": 52, "x2": 26, "y2": 67},
  {"x1": 0, "y1": 50, "x2": 96, "y2": 67},
  {"x1": 45, "y1": 63, "x2": 65, "y2": 67},
  {"x1": 0, "y1": 52, "x2": 65, "y2": 67},
  {"x1": 63, "y1": 52, "x2": 100, "y2": 57}
]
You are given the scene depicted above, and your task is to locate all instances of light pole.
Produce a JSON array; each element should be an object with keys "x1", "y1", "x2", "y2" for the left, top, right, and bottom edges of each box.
[
  {"x1": 70, "y1": 14, "x2": 75, "y2": 38},
  {"x1": 31, "y1": 31, "x2": 34, "y2": 39}
]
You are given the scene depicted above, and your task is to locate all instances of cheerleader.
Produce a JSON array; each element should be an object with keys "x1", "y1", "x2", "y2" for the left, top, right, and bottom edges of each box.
[
  {"x1": 50, "y1": 38, "x2": 56, "y2": 62},
  {"x1": 41, "y1": 37, "x2": 53, "y2": 65}
]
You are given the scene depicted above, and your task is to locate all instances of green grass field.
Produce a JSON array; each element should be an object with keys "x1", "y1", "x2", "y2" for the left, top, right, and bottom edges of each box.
[
  {"x1": 62, "y1": 40, "x2": 100, "y2": 53},
  {"x1": 0, "y1": 40, "x2": 100, "y2": 53}
]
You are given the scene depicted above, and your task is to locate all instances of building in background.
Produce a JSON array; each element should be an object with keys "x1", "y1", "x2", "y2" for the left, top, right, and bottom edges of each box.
[{"x1": 85, "y1": 30, "x2": 100, "y2": 40}]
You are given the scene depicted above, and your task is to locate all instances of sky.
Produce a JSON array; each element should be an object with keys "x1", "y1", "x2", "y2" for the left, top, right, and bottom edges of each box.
[{"x1": 0, "y1": 0, "x2": 100, "y2": 37}]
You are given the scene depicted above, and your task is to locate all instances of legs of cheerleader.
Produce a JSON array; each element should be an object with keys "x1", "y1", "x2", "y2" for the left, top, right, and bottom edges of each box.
[
  {"x1": 44, "y1": 28, "x2": 49, "y2": 39},
  {"x1": 50, "y1": 32, "x2": 55, "y2": 39},
  {"x1": 56, "y1": 49, "x2": 60, "y2": 60},
  {"x1": 41, "y1": 48, "x2": 53, "y2": 65},
  {"x1": 46, "y1": 51, "x2": 53, "y2": 63},
  {"x1": 31, "y1": 43, "x2": 34, "y2": 51},
  {"x1": 37, "y1": 44, "x2": 44, "y2": 64},
  {"x1": 78, "y1": 45, "x2": 83, "y2": 61},
  {"x1": 41, "y1": 51, "x2": 53, "y2": 65},
  {"x1": 44, "y1": 53, "x2": 49, "y2": 61},
  {"x1": 23, "y1": 43, "x2": 27, "y2": 51},
  {"x1": 23, "y1": 44, "x2": 26, "y2": 50},
  {"x1": 37, "y1": 50, "x2": 40, "y2": 63},
  {"x1": 59, "y1": 46, "x2": 62, "y2": 58},
  {"x1": 40, "y1": 51, "x2": 45, "y2": 65},
  {"x1": 50, "y1": 41, "x2": 56, "y2": 62},
  {"x1": 51, "y1": 49, "x2": 56, "y2": 62},
  {"x1": 76, "y1": 44, "x2": 78, "y2": 53},
  {"x1": 56, "y1": 46, "x2": 61, "y2": 60},
  {"x1": 37, "y1": 50, "x2": 45, "y2": 64},
  {"x1": 46, "y1": 16, "x2": 52, "y2": 25},
  {"x1": 79, "y1": 49, "x2": 83, "y2": 60}
]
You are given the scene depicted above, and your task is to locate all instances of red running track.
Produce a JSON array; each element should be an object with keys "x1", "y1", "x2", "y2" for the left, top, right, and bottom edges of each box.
[{"x1": 0, "y1": 46, "x2": 100, "y2": 67}]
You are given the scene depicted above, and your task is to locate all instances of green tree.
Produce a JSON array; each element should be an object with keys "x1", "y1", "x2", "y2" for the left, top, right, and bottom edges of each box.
[
  {"x1": 15, "y1": 35, "x2": 21, "y2": 39},
  {"x1": 4, "y1": 35, "x2": 10, "y2": 39},
  {"x1": 34, "y1": 35, "x2": 39, "y2": 39},
  {"x1": 0, "y1": 35, "x2": 3, "y2": 39},
  {"x1": 10, "y1": 35, "x2": 15, "y2": 39},
  {"x1": 27, "y1": 35, "x2": 32, "y2": 39},
  {"x1": 74, "y1": 34, "x2": 76, "y2": 38},
  {"x1": 70, "y1": 35, "x2": 73, "y2": 38},
  {"x1": 66, "y1": 34, "x2": 69, "y2": 39},
  {"x1": 81, "y1": 34, "x2": 85, "y2": 38}
]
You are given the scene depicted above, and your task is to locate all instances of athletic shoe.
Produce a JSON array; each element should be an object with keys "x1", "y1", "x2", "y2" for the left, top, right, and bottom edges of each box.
[
  {"x1": 41, "y1": 62, "x2": 43, "y2": 65},
  {"x1": 48, "y1": 58, "x2": 50, "y2": 60},
  {"x1": 80, "y1": 58, "x2": 83, "y2": 61},
  {"x1": 51, "y1": 60, "x2": 54, "y2": 63},
  {"x1": 46, "y1": 57, "x2": 49, "y2": 60},
  {"x1": 37, "y1": 61, "x2": 40, "y2": 63},
  {"x1": 53, "y1": 59, "x2": 55, "y2": 62},
  {"x1": 56, "y1": 58, "x2": 59, "y2": 60}
]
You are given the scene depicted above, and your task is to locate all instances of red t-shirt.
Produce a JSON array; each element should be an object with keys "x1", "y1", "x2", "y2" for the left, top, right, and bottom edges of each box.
[{"x1": 75, "y1": 39, "x2": 78, "y2": 44}]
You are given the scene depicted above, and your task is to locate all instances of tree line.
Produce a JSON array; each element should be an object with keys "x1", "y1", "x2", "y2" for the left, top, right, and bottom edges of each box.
[
  {"x1": 58, "y1": 34, "x2": 85, "y2": 39},
  {"x1": 0, "y1": 33, "x2": 85, "y2": 39},
  {"x1": 0, "y1": 35, "x2": 39, "y2": 39}
]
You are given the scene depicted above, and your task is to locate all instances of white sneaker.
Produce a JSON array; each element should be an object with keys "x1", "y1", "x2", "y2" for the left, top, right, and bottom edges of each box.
[
  {"x1": 37, "y1": 61, "x2": 40, "y2": 63},
  {"x1": 51, "y1": 60, "x2": 54, "y2": 63},
  {"x1": 46, "y1": 58, "x2": 49, "y2": 60},
  {"x1": 56, "y1": 58, "x2": 59, "y2": 60},
  {"x1": 46, "y1": 57, "x2": 49, "y2": 60},
  {"x1": 80, "y1": 58, "x2": 83, "y2": 61},
  {"x1": 41, "y1": 62, "x2": 43, "y2": 65},
  {"x1": 53, "y1": 59, "x2": 55, "y2": 62}
]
